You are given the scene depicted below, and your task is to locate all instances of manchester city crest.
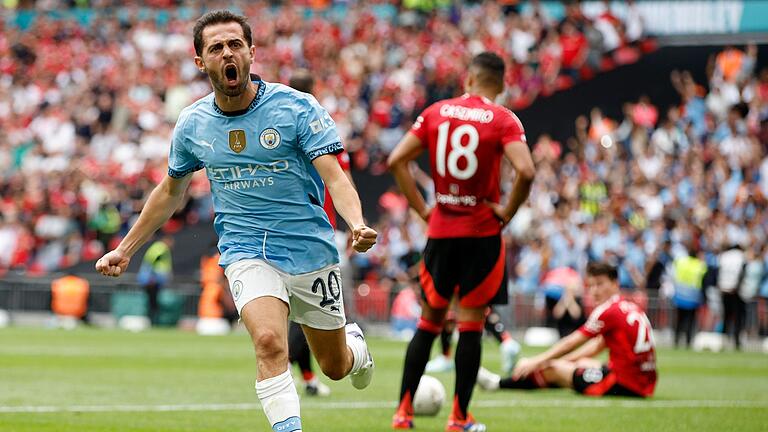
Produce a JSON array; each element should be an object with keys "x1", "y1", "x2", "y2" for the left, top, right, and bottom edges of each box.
[
  {"x1": 259, "y1": 128, "x2": 281, "y2": 150},
  {"x1": 229, "y1": 129, "x2": 247, "y2": 153},
  {"x1": 232, "y1": 280, "x2": 243, "y2": 300}
]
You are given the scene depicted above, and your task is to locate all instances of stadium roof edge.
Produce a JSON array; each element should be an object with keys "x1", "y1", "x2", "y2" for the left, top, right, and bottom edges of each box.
[{"x1": 657, "y1": 33, "x2": 768, "y2": 47}]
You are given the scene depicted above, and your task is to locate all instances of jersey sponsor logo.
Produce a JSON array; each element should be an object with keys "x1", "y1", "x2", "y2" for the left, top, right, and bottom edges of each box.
[
  {"x1": 439, "y1": 104, "x2": 494, "y2": 123},
  {"x1": 232, "y1": 280, "x2": 243, "y2": 300},
  {"x1": 209, "y1": 161, "x2": 289, "y2": 190},
  {"x1": 309, "y1": 113, "x2": 335, "y2": 134},
  {"x1": 229, "y1": 129, "x2": 247, "y2": 153},
  {"x1": 259, "y1": 128, "x2": 281, "y2": 150},
  {"x1": 222, "y1": 178, "x2": 275, "y2": 190},
  {"x1": 435, "y1": 192, "x2": 477, "y2": 206},
  {"x1": 309, "y1": 120, "x2": 323, "y2": 133},
  {"x1": 209, "y1": 161, "x2": 290, "y2": 180}
]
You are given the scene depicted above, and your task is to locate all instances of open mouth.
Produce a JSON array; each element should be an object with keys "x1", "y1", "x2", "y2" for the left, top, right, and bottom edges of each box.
[{"x1": 224, "y1": 64, "x2": 238, "y2": 85}]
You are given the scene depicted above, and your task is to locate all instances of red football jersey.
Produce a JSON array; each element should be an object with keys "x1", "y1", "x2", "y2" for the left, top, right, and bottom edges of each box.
[
  {"x1": 410, "y1": 94, "x2": 526, "y2": 238},
  {"x1": 579, "y1": 295, "x2": 658, "y2": 397},
  {"x1": 323, "y1": 151, "x2": 351, "y2": 230}
]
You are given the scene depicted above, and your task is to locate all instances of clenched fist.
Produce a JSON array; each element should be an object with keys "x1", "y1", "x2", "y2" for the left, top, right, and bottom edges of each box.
[
  {"x1": 95, "y1": 250, "x2": 131, "y2": 278},
  {"x1": 352, "y1": 224, "x2": 377, "y2": 253}
]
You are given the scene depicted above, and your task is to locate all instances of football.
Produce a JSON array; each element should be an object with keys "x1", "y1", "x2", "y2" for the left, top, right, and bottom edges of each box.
[{"x1": 413, "y1": 375, "x2": 445, "y2": 416}]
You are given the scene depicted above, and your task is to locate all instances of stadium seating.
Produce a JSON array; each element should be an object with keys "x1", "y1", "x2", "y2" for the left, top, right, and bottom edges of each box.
[
  {"x1": 0, "y1": 1, "x2": 650, "y2": 275},
  {"x1": 0, "y1": 2, "x2": 765, "y2": 346}
]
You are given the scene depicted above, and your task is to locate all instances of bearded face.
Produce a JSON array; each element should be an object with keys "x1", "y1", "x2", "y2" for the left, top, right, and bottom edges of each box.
[{"x1": 197, "y1": 22, "x2": 254, "y2": 98}]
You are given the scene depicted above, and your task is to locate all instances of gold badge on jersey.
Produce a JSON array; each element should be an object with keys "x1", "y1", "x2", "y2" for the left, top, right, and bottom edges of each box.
[{"x1": 229, "y1": 129, "x2": 247, "y2": 153}]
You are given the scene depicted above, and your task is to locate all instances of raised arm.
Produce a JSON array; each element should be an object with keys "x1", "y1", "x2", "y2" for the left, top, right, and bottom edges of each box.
[{"x1": 95, "y1": 173, "x2": 193, "y2": 277}]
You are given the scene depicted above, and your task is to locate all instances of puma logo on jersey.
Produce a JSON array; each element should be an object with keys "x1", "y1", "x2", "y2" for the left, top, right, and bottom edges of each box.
[{"x1": 199, "y1": 138, "x2": 216, "y2": 152}]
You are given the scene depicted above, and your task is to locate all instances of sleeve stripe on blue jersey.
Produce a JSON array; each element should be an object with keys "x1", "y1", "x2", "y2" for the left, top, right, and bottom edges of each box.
[
  {"x1": 307, "y1": 142, "x2": 343, "y2": 161},
  {"x1": 168, "y1": 162, "x2": 205, "y2": 178}
]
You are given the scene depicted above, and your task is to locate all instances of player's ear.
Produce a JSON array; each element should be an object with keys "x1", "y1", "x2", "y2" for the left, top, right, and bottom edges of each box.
[
  {"x1": 249, "y1": 45, "x2": 256, "y2": 63},
  {"x1": 194, "y1": 56, "x2": 205, "y2": 73}
]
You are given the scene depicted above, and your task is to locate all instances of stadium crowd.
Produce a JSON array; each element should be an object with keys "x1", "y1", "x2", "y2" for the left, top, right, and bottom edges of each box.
[
  {"x1": 377, "y1": 44, "x2": 768, "y2": 339},
  {"x1": 0, "y1": 0, "x2": 647, "y2": 274}
]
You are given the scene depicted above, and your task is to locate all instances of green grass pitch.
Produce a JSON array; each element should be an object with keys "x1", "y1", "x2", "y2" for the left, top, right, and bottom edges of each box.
[{"x1": 1, "y1": 327, "x2": 767, "y2": 431}]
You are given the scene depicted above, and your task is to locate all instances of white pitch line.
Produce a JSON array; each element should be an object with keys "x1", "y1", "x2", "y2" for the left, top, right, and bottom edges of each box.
[{"x1": 0, "y1": 399, "x2": 766, "y2": 414}]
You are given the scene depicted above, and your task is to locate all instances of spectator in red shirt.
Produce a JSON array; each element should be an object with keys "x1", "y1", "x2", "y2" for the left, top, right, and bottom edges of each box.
[
  {"x1": 559, "y1": 21, "x2": 588, "y2": 82},
  {"x1": 632, "y1": 95, "x2": 659, "y2": 129}
]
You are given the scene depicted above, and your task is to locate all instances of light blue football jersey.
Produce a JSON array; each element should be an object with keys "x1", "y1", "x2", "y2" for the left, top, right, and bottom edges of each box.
[{"x1": 168, "y1": 78, "x2": 342, "y2": 274}]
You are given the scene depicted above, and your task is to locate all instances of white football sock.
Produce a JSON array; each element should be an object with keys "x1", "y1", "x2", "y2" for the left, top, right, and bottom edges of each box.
[
  {"x1": 345, "y1": 326, "x2": 367, "y2": 374},
  {"x1": 255, "y1": 370, "x2": 302, "y2": 432}
]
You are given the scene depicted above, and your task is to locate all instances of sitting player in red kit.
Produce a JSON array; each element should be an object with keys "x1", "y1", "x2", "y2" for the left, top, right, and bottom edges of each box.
[{"x1": 477, "y1": 261, "x2": 657, "y2": 398}]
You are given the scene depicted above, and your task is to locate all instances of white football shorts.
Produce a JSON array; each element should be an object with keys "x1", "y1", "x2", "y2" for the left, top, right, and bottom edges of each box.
[{"x1": 224, "y1": 259, "x2": 346, "y2": 330}]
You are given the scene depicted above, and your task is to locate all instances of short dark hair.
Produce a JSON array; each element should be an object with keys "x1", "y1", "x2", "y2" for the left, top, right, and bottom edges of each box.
[
  {"x1": 586, "y1": 261, "x2": 618, "y2": 281},
  {"x1": 470, "y1": 51, "x2": 506, "y2": 89},
  {"x1": 193, "y1": 10, "x2": 252, "y2": 56},
  {"x1": 289, "y1": 69, "x2": 315, "y2": 95}
]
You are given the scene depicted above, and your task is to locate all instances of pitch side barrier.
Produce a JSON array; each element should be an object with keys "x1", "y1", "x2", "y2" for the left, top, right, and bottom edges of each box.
[{"x1": 2, "y1": 277, "x2": 764, "y2": 345}]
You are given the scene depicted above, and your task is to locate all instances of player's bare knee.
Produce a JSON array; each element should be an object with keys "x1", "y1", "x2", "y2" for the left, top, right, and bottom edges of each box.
[{"x1": 253, "y1": 328, "x2": 285, "y2": 361}]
